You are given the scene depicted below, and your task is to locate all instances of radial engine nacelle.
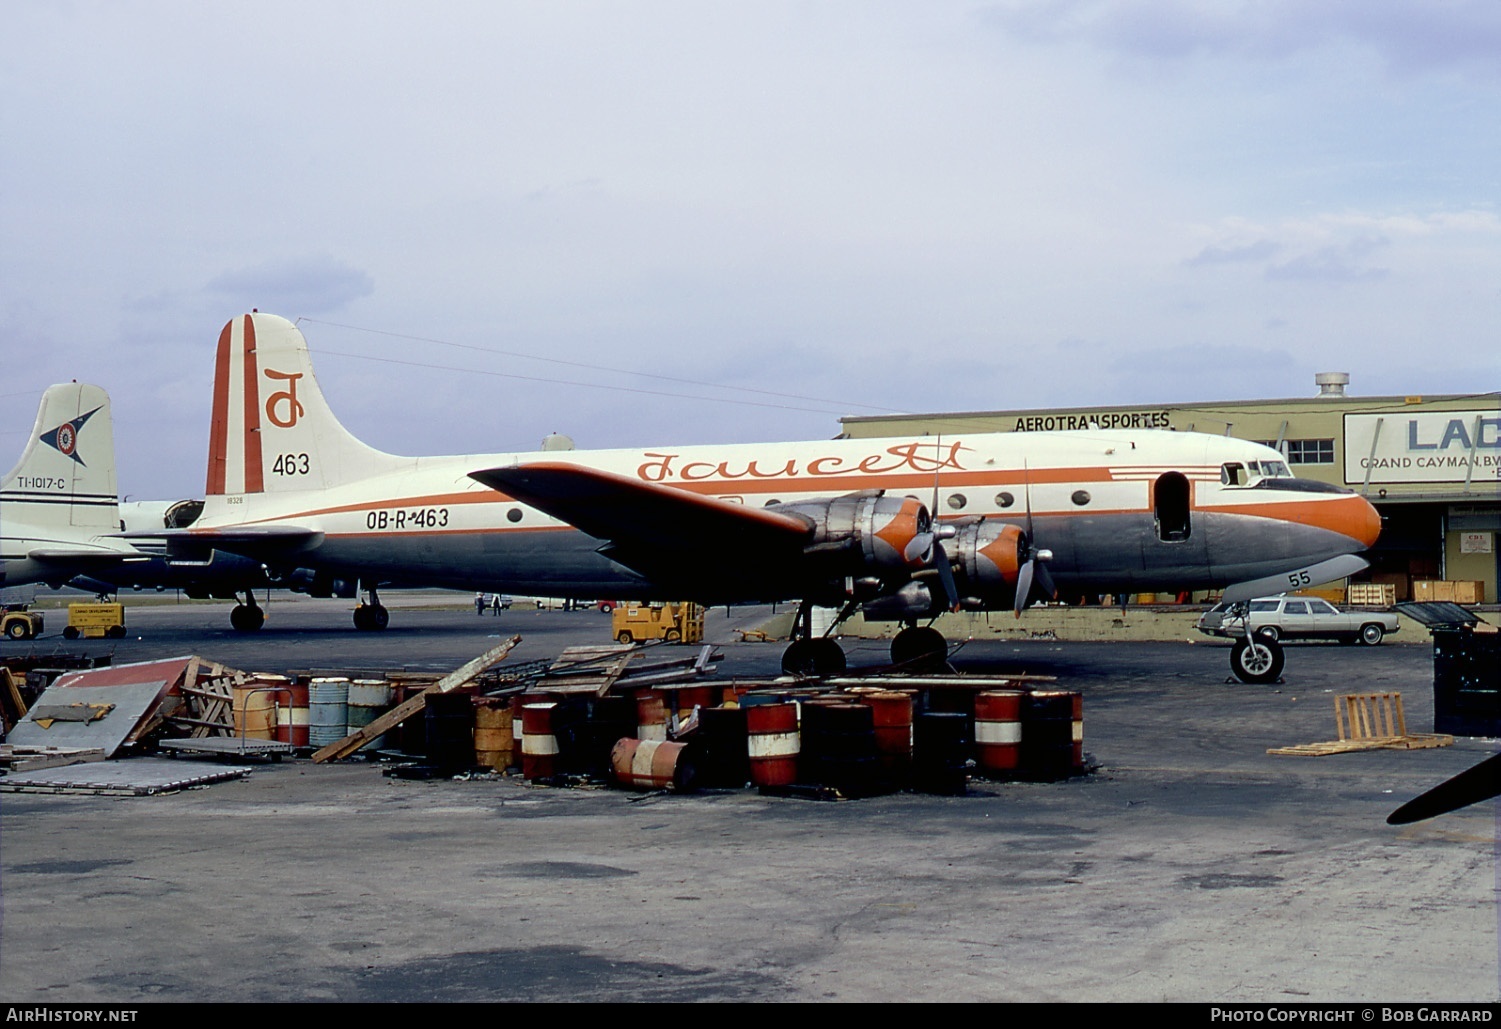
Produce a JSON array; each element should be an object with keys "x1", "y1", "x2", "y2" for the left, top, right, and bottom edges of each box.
[
  {"x1": 770, "y1": 491, "x2": 931, "y2": 580},
  {"x1": 949, "y1": 520, "x2": 1026, "y2": 607}
]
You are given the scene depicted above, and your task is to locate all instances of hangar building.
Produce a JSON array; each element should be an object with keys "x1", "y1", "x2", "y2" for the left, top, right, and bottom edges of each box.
[{"x1": 840, "y1": 375, "x2": 1501, "y2": 605}]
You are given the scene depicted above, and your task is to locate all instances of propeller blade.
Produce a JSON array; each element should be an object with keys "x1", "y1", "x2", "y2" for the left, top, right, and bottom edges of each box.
[
  {"x1": 905, "y1": 532, "x2": 934, "y2": 564},
  {"x1": 1015, "y1": 559, "x2": 1035, "y2": 617},
  {"x1": 1387, "y1": 752, "x2": 1501, "y2": 825},
  {"x1": 933, "y1": 538, "x2": 959, "y2": 611},
  {"x1": 1033, "y1": 556, "x2": 1056, "y2": 601}
]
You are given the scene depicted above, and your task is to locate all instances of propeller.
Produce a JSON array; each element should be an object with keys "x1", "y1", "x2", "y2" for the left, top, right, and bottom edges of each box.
[
  {"x1": 903, "y1": 500, "x2": 960, "y2": 611},
  {"x1": 1387, "y1": 752, "x2": 1501, "y2": 825},
  {"x1": 1015, "y1": 460, "x2": 1056, "y2": 617}
]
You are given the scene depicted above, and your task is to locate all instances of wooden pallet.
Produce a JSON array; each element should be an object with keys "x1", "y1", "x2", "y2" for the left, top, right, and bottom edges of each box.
[{"x1": 1268, "y1": 692, "x2": 1453, "y2": 756}]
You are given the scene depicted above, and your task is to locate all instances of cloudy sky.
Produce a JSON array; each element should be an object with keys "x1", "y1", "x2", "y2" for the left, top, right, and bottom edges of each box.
[{"x1": 4, "y1": 1, "x2": 1499, "y2": 501}]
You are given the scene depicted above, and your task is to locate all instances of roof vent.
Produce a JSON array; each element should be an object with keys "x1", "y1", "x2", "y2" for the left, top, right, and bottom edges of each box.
[{"x1": 1314, "y1": 372, "x2": 1349, "y2": 398}]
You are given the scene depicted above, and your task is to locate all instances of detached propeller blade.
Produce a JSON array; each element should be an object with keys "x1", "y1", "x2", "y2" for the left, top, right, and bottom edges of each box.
[{"x1": 1387, "y1": 752, "x2": 1501, "y2": 825}]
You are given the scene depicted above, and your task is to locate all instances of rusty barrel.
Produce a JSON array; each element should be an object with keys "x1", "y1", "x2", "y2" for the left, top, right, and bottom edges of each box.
[
  {"x1": 1020, "y1": 690, "x2": 1084, "y2": 780},
  {"x1": 473, "y1": 696, "x2": 515, "y2": 771},
  {"x1": 799, "y1": 701, "x2": 883, "y2": 796},
  {"x1": 672, "y1": 685, "x2": 715, "y2": 722},
  {"x1": 696, "y1": 706, "x2": 751, "y2": 787},
  {"x1": 974, "y1": 690, "x2": 1025, "y2": 776},
  {"x1": 308, "y1": 677, "x2": 350, "y2": 748},
  {"x1": 636, "y1": 690, "x2": 669, "y2": 741},
  {"x1": 424, "y1": 691, "x2": 476, "y2": 774},
  {"x1": 275, "y1": 678, "x2": 310, "y2": 747},
  {"x1": 348, "y1": 678, "x2": 393, "y2": 751},
  {"x1": 231, "y1": 684, "x2": 277, "y2": 740},
  {"x1": 745, "y1": 701, "x2": 800, "y2": 788},
  {"x1": 609, "y1": 738, "x2": 697, "y2": 792},
  {"x1": 855, "y1": 691, "x2": 914, "y2": 781},
  {"x1": 521, "y1": 701, "x2": 561, "y2": 781},
  {"x1": 913, "y1": 711, "x2": 970, "y2": 795}
]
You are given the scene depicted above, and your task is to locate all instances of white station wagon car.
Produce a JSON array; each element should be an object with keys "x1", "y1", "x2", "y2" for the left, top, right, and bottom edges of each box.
[{"x1": 1196, "y1": 596, "x2": 1400, "y2": 645}]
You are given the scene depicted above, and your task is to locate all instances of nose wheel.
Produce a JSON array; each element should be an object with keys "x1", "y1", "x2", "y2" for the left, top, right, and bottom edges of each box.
[{"x1": 1230, "y1": 635, "x2": 1284, "y2": 684}]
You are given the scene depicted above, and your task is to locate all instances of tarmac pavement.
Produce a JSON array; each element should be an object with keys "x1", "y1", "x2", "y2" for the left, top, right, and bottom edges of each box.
[{"x1": 0, "y1": 598, "x2": 1496, "y2": 1003}]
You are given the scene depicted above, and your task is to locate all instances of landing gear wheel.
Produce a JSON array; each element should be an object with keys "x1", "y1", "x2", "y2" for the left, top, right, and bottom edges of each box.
[
  {"x1": 230, "y1": 604, "x2": 265, "y2": 632},
  {"x1": 891, "y1": 626, "x2": 948, "y2": 672},
  {"x1": 1359, "y1": 623, "x2": 1384, "y2": 646},
  {"x1": 1230, "y1": 635, "x2": 1284, "y2": 684},
  {"x1": 353, "y1": 604, "x2": 389, "y2": 631},
  {"x1": 781, "y1": 637, "x2": 847, "y2": 676}
]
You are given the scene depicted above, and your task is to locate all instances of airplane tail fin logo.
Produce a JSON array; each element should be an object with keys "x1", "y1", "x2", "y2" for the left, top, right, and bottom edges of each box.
[
  {"x1": 1, "y1": 383, "x2": 119, "y2": 532},
  {"x1": 205, "y1": 313, "x2": 405, "y2": 500},
  {"x1": 40, "y1": 406, "x2": 101, "y2": 465}
]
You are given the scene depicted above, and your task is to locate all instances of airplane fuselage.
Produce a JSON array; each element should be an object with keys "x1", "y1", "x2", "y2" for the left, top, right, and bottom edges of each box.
[{"x1": 194, "y1": 429, "x2": 1379, "y2": 605}]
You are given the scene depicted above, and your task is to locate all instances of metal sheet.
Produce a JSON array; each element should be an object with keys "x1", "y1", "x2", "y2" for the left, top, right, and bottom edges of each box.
[
  {"x1": 0, "y1": 756, "x2": 251, "y2": 795},
  {"x1": 5, "y1": 681, "x2": 169, "y2": 754}
]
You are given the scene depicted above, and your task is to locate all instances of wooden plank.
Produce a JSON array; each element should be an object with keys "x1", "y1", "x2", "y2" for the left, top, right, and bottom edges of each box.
[{"x1": 312, "y1": 636, "x2": 521, "y2": 763}]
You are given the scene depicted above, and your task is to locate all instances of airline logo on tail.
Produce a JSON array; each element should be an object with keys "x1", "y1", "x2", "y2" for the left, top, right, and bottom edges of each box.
[
  {"x1": 40, "y1": 406, "x2": 102, "y2": 466},
  {"x1": 265, "y1": 369, "x2": 305, "y2": 428}
]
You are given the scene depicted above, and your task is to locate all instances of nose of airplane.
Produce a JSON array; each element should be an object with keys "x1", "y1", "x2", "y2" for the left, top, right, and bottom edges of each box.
[{"x1": 1317, "y1": 493, "x2": 1383, "y2": 550}]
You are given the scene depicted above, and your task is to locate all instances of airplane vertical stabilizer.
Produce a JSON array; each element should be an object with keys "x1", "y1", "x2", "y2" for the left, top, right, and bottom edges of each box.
[
  {"x1": 204, "y1": 313, "x2": 406, "y2": 503},
  {"x1": 1, "y1": 382, "x2": 120, "y2": 533}
]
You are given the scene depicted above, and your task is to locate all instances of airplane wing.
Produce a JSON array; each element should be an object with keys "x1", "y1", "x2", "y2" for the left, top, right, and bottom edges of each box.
[
  {"x1": 469, "y1": 462, "x2": 814, "y2": 554},
  {"x1": 117, "y1": 525, "x2": 324, "y2": 563}
]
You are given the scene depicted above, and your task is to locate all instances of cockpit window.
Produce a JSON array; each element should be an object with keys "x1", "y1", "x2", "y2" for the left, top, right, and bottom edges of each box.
[{"x1": 1221, "y1": 463, "x2": 1245, "y2": 486}]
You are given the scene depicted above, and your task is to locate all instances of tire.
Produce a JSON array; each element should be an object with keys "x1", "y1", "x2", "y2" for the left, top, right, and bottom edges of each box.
[
  {"x1": 891, "y1": 626, "x2": 947, "y2": 672},
  {"x1": 1257, "y1": 625, "x2": 1280, "y2": 643},
  {"x1": 106, "y1": 625, "x2": 126, "y2": 639},
  {"x1": 6, "y1": 620, "x2": 30, "y2": 640},
  {"x1": 663, "y1": 628, "x2": 682, "y2": 643},
  {"x1": 616, "y1": 630, "x2": 634, "y2": 644},
  {"x1": 781, "y1": 638, "x2": 846, "y2": 676},
  {"x1": 1359, "y1": 623, "x2": 1384, "y2": 646},
  {"x1": 63, "y1": 626, "x2": 80, "y2": 640},
  {"x1": 1230, "y1": 636, "x2": 1285, "y2": 684},
  {"x1": 230, "y1": 605, "x2": 265, "y2": 632},
  {"x1": 599, "y1": 602, "x2": 614, "y2": 614}
]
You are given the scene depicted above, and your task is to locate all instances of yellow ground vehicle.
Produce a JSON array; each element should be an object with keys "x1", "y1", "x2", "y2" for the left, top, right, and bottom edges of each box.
[
  {"x1": 64, "y1": 602, "x2": 126, "y2": 639},
  {"x1": 1, "y1": 606, "x2": 44, "y2": 641},
  {"x1": 611, "y1": 602, "x2": 704, "y2": 644}
]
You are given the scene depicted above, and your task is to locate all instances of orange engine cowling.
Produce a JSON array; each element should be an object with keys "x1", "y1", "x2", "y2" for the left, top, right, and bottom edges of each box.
[
  {"x1": 771, "y1": 493, "x2": 931, "y2": 579},
  {"x1": 949, "y1": 521, "x2": 1026, "y2": 604}
]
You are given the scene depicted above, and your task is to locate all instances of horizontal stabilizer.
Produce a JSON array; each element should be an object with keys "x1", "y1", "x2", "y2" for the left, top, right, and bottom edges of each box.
[{"x1": 118, "y1": 525, "x2": 324, "y2": 563}]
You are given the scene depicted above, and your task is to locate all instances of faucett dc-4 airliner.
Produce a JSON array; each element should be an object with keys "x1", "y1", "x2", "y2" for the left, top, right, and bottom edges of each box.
[{"x1": 138, "y1": 312, "x2": 1381, "y2": 683}]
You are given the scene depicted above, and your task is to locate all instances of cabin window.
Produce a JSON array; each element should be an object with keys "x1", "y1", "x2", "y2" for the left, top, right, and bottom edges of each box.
[
  {"x1": 507, "y1": 508, "x2": 523, "y2": 523},
  {"x1": 947, "y1": 493, "x2": 967, "y2": 510},
  {"x1": 1071, "y1": 490, "x2": 1091, "y2": 506},
  {"x1": 996, "y1": 491, "x2": 1015, "y2": 508},
  {"x1": 1154, "y1": 471, "x2": 1191, "y2": 542}
]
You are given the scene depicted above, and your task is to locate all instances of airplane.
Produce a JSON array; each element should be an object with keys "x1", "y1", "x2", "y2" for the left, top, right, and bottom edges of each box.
[
  {"x1": 70, "y1": 498, "x2": 357, "y2": 618},
  {"x1": 1, "y1": 382, "x2": 142, "y2": 590},
  {"x1": 131, "y1": 312, "x2": 1382, "y2": 682}
]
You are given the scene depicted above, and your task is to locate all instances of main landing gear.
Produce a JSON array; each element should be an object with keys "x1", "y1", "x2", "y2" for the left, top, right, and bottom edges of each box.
[
  {"x1": 353, "y1": 582, "x2": 389, "y2": 631},
  {"x1": 229, "y1": 590, "x2": 265, "y2": 632},
  {"x1": 780, "y1": 601, "x2": 851, "y2": 676},
  {"x1": 779, "y1": 603, "x2": 953, "y2": 676}
]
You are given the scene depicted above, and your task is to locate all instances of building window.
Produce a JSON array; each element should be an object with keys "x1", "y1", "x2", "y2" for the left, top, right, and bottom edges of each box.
[
  {"x1": 1253, "y1": 439, "x2": 1335, "y2": 465},
  {"x1": 1284, "y1": 439, "x2": 1335, "y2": 465}
]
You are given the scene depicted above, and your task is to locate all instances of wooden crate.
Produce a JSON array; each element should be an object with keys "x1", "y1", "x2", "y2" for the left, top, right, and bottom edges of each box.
[
  {"x1": 1413, "y1": 580, "x2": 1454, "y2": 602},
  {"x1": 1451, "y1": 580, "x2": 1486, "y2": 604},
  {"x1": 1347, "y1": 582, "x2": 1397, "y2": 608}
]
